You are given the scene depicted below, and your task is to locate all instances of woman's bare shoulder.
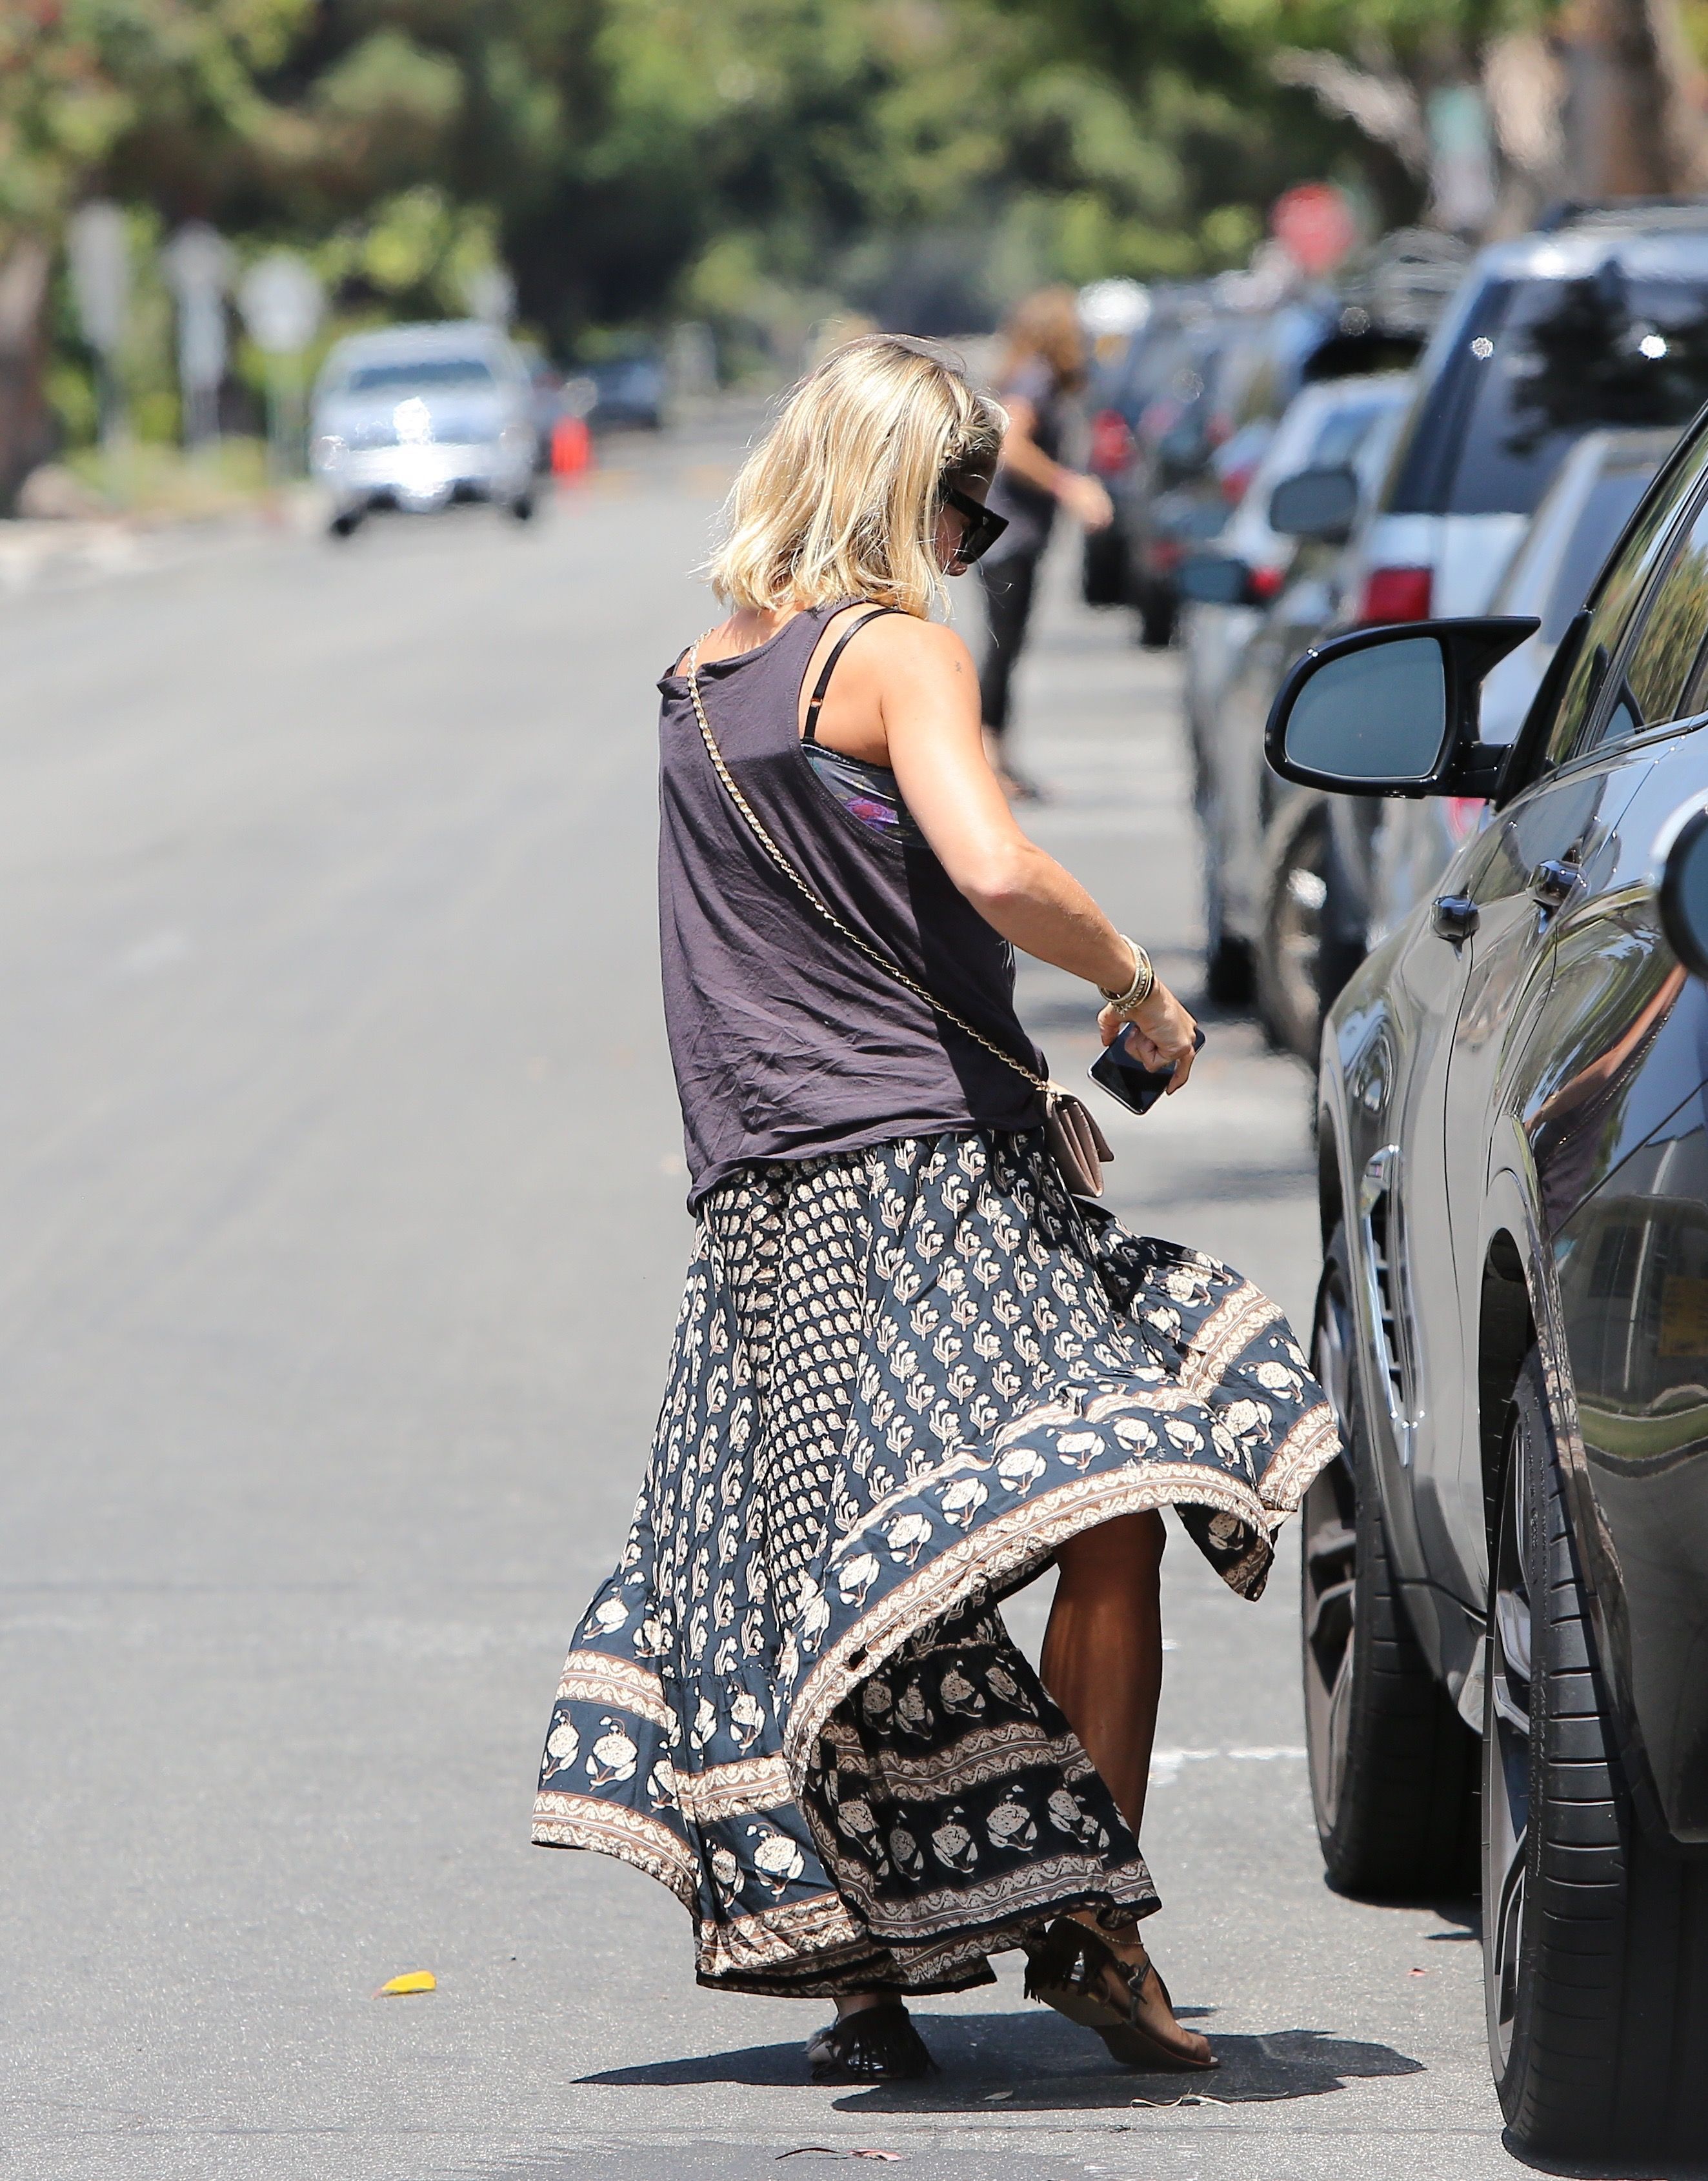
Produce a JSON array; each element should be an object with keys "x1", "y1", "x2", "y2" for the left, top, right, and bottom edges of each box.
[{"x1": 859, "y1": 611, "x2": 974, "y2": 678}]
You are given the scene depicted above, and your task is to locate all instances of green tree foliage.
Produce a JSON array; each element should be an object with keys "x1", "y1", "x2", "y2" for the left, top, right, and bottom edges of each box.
[{"x1": 1, "y1": 0, "x2": 1418, "y2": 496}]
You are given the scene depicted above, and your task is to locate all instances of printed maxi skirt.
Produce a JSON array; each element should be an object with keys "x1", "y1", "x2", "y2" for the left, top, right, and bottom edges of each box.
[{"x1": 532, "y1": 1129, "x2": 1338, "y2": 1996}]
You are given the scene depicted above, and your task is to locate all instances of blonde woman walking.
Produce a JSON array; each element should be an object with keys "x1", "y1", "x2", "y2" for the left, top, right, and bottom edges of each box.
[{"x1": 532, "y1": 336, "x2": 1336, "y2": 2084}]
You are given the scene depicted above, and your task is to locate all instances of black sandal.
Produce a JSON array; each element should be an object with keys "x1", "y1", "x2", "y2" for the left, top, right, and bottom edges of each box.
[
  {"x1": 1023, "y1": 1917, "x2": 1216, "y2": 2073},
  {"x1": 805, "y1": 2000, "x2": 937, "y2": 2084}
]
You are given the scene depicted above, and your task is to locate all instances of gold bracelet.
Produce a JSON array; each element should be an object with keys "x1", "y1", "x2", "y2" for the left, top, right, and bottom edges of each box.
[{"x1": 1100, "y1": 938, "x2": 1154, "y2": 1013}]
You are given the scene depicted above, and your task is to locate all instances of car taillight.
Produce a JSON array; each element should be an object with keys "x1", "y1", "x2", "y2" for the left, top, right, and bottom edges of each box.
[
  {"x1": 1089, "y1": 408, "x2": 1134, "y2": 474},
  {"x1": 1444, "y1": 796, "x2": 1486, "y2": 841},
  {"x1": 1250, "y1": 564, "x2": 1285, "y2": 601},
  {"x1": 1221, "y1": 465, "x2": 1256, "y2": 505},
  {"x1": 1359, "y1": 566, "x2": 1433, "y2": 623}
]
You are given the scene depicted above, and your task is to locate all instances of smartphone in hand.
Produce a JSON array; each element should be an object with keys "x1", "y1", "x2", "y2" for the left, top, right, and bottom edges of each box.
[{"x1": 1089, "y1": 1023, "x2": 1205, "y2": 1116}]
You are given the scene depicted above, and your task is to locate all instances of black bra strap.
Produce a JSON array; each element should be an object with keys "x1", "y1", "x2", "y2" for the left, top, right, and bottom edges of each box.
[{"x1": 801, "y1": 607, "x2": 902, "y2": 743}]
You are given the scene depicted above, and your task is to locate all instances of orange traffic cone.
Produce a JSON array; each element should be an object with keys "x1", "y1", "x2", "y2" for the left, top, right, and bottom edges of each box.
[{"x1": 552, "y1": 414, "x2": 592, "y2": 479}]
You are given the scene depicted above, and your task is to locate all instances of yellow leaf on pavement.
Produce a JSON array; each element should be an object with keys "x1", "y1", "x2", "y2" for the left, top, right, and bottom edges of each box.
[{"x1": 374, "y1": 1971, "x2": 436, "y2": 1997}]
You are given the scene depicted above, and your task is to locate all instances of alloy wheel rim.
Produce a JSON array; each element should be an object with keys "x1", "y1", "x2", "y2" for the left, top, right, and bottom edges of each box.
[
  {"x1": 1485, "y1": 1440, "x2": 1533, "y2": 2075},
  {"x1": 1304, "y1": 1270, "x2": 1358, "y2": 1833}
]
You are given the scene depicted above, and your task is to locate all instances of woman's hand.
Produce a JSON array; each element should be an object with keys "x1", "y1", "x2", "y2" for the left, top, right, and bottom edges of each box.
[
  {"x1": 1057, "y1": 473, "x2": 1114, "y2": 531},
  {"x1": 1099, "y1": 980, "x2": 1199, "y2": 1094}
]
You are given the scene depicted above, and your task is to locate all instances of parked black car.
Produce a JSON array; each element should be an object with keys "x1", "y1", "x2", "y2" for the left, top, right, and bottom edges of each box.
[
  {"x1": 1119, "y1": 301, "x2": 1338, "y2": 650},
  {"x1": 1081, "y1": 290, "x2": 1223, "y2": 643},
  {"x1": 1269, "y1": 408, "x2": 1708, "y2": 2155},
  {"x1": 582, "y1": 353, "x2": 667, "y2": 432}
]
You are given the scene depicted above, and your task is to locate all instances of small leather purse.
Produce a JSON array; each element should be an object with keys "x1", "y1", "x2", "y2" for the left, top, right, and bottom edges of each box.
[{"x1": 686, "y1": 645, "x2": 1116, "y2": 1200}]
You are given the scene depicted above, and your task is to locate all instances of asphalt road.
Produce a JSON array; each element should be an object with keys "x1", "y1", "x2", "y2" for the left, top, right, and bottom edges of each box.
[{"x1": 4, "y1": 420, "x2": 1535, "y2": 2180}]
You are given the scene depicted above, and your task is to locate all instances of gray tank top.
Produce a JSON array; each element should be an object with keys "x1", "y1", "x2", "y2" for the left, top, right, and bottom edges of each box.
[{"x1": 658, "y1": 601, "x2": 1046, "y2": 1206}]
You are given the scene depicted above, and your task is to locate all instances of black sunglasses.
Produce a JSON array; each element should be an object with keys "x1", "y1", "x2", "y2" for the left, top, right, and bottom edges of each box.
[{"x1": 942, "y1": 483, "x2": 1008, "y2": 568}]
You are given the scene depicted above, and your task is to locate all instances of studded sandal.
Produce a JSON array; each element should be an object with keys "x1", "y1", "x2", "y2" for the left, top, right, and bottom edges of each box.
[
  {"x1": 805, "y1": 2000, "x2": 938, "y2": 2084},
  {"x1": 1023, "y1": 1916, "x2": 1216, "y2": 2072}
]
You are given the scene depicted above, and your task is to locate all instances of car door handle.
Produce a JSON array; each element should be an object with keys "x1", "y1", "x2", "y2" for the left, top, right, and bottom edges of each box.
[
  {"x1": 1528, "y1": 858, "x2": 1581, "y2": 909},
  {"x1": 1432, "y1": 894, "x2": 1479, "y2": 943}
]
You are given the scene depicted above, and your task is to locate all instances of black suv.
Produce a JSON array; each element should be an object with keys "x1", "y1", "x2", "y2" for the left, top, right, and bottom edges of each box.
[{"x1": 1269, "y1": 403, "x2": 1708, "y2": 2155}]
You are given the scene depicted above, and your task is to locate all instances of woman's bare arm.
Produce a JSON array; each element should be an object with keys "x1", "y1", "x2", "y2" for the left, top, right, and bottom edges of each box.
[
  {"x1": 998, "y1": 395, "x2": 1113, "y2": 532},
  {"x1": 867, "y1": 617, "x2": 1196, "y2": 1084}
]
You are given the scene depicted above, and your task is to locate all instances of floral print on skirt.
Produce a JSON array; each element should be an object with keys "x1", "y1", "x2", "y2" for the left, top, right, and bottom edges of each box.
[{"x1": 532, "y1": 1129, "x2": 1337, "y2": 1996}]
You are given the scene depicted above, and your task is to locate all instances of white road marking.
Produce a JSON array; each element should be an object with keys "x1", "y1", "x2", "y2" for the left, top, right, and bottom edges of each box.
[{"x1": 1149, "y1": 1744, "x2": 1307, "y2": 1786}]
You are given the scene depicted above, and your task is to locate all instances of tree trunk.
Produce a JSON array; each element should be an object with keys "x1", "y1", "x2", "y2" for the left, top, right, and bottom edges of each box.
[
  {"x1": 0, "y1": 237, "x2": 51, "y2": 516},
  {"x1": 1558, "y1": 0, "x2": 1708, "y2": 196}
]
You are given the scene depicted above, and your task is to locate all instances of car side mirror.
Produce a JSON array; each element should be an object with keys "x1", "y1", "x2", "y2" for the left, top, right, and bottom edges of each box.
[
  {"x1": 1269, "y1": 464, "x2": 1360, "y2": 545},
  {"x1": 1264, "y1": 618, "x2": 1540, "y2": 798},
  {"x1": 1178, "y1": 552, "x2": 1259, "y2": 607},
  {"x1": 1658, "y1": 803, "x2": 1708, "y2": 976}
]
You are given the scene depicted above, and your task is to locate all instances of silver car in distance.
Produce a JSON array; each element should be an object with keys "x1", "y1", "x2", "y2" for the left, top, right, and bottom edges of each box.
[{"x1": 310, "y1": 321, "x2": 538, "y2": 534}]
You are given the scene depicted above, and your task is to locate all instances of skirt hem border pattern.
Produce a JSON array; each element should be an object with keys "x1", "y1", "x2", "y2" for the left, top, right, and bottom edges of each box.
[{"x1": 530, "y1": 1414, "x2": 1335, "y2": 1993}]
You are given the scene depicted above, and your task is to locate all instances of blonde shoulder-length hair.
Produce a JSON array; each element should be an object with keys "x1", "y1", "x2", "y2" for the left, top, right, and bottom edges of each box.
[{"x1": 707, "y1": 334, "x2": 1005, "y2": 619}]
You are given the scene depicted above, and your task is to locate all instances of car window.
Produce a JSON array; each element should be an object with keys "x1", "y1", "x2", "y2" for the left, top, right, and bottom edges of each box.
[
  {"x1": 1309, "y1": 394, "x2": 1392, "y2": 468},
  {"x1": 1543, "y1": 432, "x2": 1708, "y2": 766},
  {"x1": 1541, "y1": 465, "x2": 1660, "y2": 643},
  {"x1": 1592, "y1": 494, "x2": 1708, "y2": 749},
  {"x1": 1392, "y1": 271, "x2": 1708, "y2": 519},
  {"x1": 343, "y1": 357, "x2": 496, "y2": 394}
]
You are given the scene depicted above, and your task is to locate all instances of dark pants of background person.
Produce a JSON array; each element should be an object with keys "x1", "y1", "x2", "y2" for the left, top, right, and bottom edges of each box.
[{"x1": 978, "y1": 548, "x2": 1043, "y2": 741}]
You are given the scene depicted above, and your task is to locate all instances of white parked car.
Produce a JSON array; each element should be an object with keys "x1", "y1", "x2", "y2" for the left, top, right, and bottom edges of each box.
[
  {"x1": 1340, "y1": 208, "x2": 1708, "y2": 629},
  {"x1": 310, "y1": 321, "x2": 538, "y2": 534},
  {"x1": 1180, "y1": 372, "x2": 1413, "y2": 797}
]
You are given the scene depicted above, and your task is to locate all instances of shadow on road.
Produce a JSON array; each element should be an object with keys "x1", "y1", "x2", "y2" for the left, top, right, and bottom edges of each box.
[
  {"x1": 582, "y1": 2011, "x2": 1422, "y2": 2112},
  {"x1": 1505, "y1": 2142, "x2": 1708, "y2": 2180}
]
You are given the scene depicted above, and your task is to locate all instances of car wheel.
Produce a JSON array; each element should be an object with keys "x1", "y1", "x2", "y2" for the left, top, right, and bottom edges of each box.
[
  {"x1": 1484, "y1": 1354, "x2": 1708, "y2": 2156},
  {"x1": 1257, "y1": 795, "x2": 1331, "y2": 1060},
  {"x1": 1302, "y1": 1223, "x2": 1477, "y2": 1895},
  {"x1": 1081, "y1": 527, "x2": 1129, "y2": 607},
  {"x1": 507, "y1": 492, "x2": 536, "y2": 523},
  {"x1": 328, "y1": 508, "x2": 363, "y2": 539}
]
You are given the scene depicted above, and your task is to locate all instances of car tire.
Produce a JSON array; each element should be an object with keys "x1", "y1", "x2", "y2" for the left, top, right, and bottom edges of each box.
[
  {"x1": 1202, "y1": 868, "x2": 1255, "y2": 1005},
  {"x1": 328, "y1": 509, "x2": 363, "y2": 539},
  {"x1": 1257, "y1": 794, "x2": 1332, "y2": 1060},
  {"x1": 1081, "y1": 527, "x2": 1129, "y2": 607},
  {"x1": 1205, "y1": 931, "x2": 1256, "y2": 1006},
  {"x1": 1485, "y1": 1353, "x2": 1708, "y2": 2156},
  {"x1": 1301, "y1": 1223, "x2": 1478, "y2": 1896},
  {"x1": 507, "y1": 492, "x2": 536, "y2": 523}
]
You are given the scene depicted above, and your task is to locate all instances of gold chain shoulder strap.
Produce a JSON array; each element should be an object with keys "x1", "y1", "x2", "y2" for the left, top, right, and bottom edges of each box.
[{"x1": 685, "y1": 638, "x2": 1047, "y2": 1094}]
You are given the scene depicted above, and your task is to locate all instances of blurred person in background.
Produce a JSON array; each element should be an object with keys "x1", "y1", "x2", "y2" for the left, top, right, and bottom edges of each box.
[
  {"x1": 979, "y1": 288, "x2": 1116, "y2": 798},
  {"x1": 530, "y1": 335, "x2": 1334, "y2": 2087}
]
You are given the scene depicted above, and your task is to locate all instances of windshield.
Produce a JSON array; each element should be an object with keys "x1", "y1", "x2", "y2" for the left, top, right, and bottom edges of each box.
[
  {"x1": 1391, "y1": 270, "x2": 1708, "y2": 517},
  {"x1": 339, "y1": 357, "x2": 497, "y2": 396},
  {"x1": 1310, "y1": 391, "x2": 1401, "y2": 468}
]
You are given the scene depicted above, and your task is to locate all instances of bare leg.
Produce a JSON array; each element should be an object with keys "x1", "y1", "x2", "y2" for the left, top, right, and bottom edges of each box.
[
  {"x1": 1036, "y1": 1510, "x2": 1210, "y2": 2066},
  {"x1": 837, "y1": 1520, "x2": 1163, "y2": 2033},
  {"x1": 1041, "y1": 1510, "x2": 1166, "y2": 1837}
]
